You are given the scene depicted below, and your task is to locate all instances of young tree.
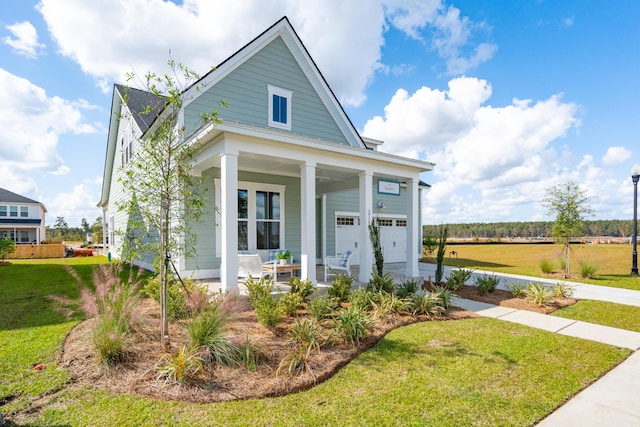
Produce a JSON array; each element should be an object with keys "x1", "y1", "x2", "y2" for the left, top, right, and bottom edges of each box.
[
  {"x1": 117, "y1": 58, "x2": 225, "y2": 345},
  {"x1": 543, "y1": 181, "x2": 593, "y2": 274},
  {"x1": 435, "y1": 225, "x2": 448, "y2": 284},
  {"x1": 369, "y1": 218, "x2": 384, "y2": 276},
  {"x1": 0, "y1": 237, "x2": 16, "y2": 262},
  {"x1": 81, "y1": 217, "x2": 90, "y2": 234},
  {"x1": 91, "y1": 217, "x2": 103, "y2": 244}
]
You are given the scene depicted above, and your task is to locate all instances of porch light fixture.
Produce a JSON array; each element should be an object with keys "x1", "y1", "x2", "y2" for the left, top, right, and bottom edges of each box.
[
  {"x1": 377, "y1": 200, "x2": 386, "y2": 209},
  {"x1": 632, "y1": 164, "x2": 640, "y2": 275}
]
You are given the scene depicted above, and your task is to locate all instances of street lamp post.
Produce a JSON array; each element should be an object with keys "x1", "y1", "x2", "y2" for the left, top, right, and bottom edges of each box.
[{"x1": 632, "y1": 165, "x2": 640, "y2": 276}]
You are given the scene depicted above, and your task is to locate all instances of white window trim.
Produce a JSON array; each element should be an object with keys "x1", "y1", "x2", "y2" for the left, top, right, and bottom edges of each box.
[
  {"x1": 214, "y1": 179, "x2": 286, "y2": 257},
  {"x1": 267, "y1": 84, "x2": 292, "y2": 131}
]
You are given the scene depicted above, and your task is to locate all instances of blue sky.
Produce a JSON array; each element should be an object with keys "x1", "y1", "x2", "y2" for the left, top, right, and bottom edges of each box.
[{"x1": 1, "y1": 0, "x2": 639, "y2": 228}]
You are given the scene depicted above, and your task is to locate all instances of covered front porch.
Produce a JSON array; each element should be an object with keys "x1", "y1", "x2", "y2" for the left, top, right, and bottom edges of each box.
[{"x1": 185, "y1": 127, "x2": 432, "y2": 291}]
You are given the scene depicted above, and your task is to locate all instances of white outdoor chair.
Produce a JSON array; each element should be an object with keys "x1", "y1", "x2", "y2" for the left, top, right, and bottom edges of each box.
[
  {"x1": 238, "y1": 254, "x2": 274, "y2": 281},
  {"x1": 324, "y1": 250, "x2": 353, "y2": 281}
]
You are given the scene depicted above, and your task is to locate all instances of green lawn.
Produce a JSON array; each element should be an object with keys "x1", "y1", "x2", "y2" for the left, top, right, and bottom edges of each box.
[
  {"x1": 553, "y1": 300, "x2": 640, "y2": 332},
  {"x1": 0, "y1": 258, "x2": 632, "y2": 426},
  {"x1": 430, "y1": 243, "x2": 640, "y2": 291}
]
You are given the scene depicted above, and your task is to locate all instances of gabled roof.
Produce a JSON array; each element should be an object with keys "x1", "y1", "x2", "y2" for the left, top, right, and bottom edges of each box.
[
  {"x1": 0, "y1": 187, "x2": 47, "y2": 211},
  {"x1": 0, "y1": 187, "x2": 39, "y2": 204},
  {"x1": 183, "y1": 16, "x2": 366, "y2": 148},
  {"x1": 114, "y1": 84, "x2": 166, "y2": 133}
]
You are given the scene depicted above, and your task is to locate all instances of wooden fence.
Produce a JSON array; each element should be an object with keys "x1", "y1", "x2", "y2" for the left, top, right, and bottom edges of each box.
[{"x1": 8, "y1": 244, "x2": 65, "y2": 259}]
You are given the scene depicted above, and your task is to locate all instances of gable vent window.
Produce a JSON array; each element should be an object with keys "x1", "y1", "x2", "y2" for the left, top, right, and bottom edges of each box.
[{"x1": 268, "y1": 85, "x2": 292, "y2": 130}]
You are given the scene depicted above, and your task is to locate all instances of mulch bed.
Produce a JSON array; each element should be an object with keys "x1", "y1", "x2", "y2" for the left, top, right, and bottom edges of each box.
[{"x1": 57, "y1": 284, "x2": 576, "y2": 403}]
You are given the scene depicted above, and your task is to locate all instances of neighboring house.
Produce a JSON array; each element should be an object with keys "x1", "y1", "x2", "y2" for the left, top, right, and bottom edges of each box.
[
  {"x1": 0, "y1": 187, "x2": 47, "y2": 244},
  {"x1": 98, "y1": 17, "x2": 434, "y2": 291}
]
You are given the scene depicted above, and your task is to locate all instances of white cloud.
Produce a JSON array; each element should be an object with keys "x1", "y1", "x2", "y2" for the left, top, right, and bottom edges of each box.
[
  {"x1": 602, "y1": 146, "x2": 631, "y2": 167},
  {"x1": 0, "y1": 68, "x2": 97, "y2": 180},
  {"x1": 45, "y1": 184, "x2": 101, "y2": 228},
  {"x1": 364, "y1": 77, "x2": 585, "y2": 223},
  {"x1": 2, "y1": 21, "x2": 45, "y2": 58},
  {"x1": 36, "y1": 0, "x2": 495, "y2": 105}
]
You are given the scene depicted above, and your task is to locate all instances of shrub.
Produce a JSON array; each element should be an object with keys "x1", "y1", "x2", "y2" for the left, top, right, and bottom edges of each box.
[
  {"x1": 331, "y1": 306, "x2": 373, "y2": 347},
  {"x1": 156, "y1": 346, "x2": 203, "y2": 384},
  {"x1": 142, "y1": 274, "x2": 202, "y2": 320},
  {"x1": 279, "y1": 292, "x2": 304, "y2": 317},
  {"x1": 0, "y1": 237, "x2": 16, "y2": 261},
  {"x1": 287, "y1": 276, "x2": 315, "y2": 302},
  {"x1": 367, "y1": 271, "x2": 395, "y2": 294},
  {"x1": 445, "y1": 268, "x2": 473, "y2": 291},
  {"x1": 395, "y1": 278, "x2": 419, "y2": 298},
  {"x1": 244, "y1": 276, "x2": 283, "y2": 327},
  {"x1": 506, "y1": 282, "x2": 528, "y2": 298},
  {"x1": 184, "y1": 305, "x2": 241, "y2": 367},
  {"x1": 524, "y1": 283, "x2": 554, "y2": 306},
  {"x1": 475, "y1": 274, "x2": 500, "y2": 295},
  {"x1": 539, "y1": 258, "x2": 555, "y2": 274},
  {"x1": 349, "y1": 287, "x2": 375, "y2": 311},
  {"x1": 409, "y1": 290, "x2": 445, "y2": 317},
  {"x1": 578, "y1": 259, "x2": 599, "y2": 278},
  {"x1": 327, "y1": 274, "x2": 353, "y2": 302},
  {"x1": 308, "y1": 295, "x2": 339, "y2": 321}
]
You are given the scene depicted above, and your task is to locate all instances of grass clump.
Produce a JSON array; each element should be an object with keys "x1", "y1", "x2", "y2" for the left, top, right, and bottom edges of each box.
[
  {"x1": 506, "y1": 282, "x2": 528, "y2": 298},
  {"x1": 578, "y1": 258, "x2": 599, "y2": 278},
  {"x1": 331, "y1": 305, "x2": 373, "y2": 347},
  {"x1": 524, "y1": 283, "x2": 555, "y2": 306},
  {"x1": 184, "y1": 303, "x2": 241, "y2": 367},
  {"x1": 409, "y1": 290, "x2": 446, "y2": 317},
  {"x1": 76, "y1": 264, "x2": 143, "y2": 367},
  {"x1": 539, "y1": 258, "x2": 555, "y2": 274},
  {"x1": 156, "y1": 346, "x2": 203, "y2": 384}
]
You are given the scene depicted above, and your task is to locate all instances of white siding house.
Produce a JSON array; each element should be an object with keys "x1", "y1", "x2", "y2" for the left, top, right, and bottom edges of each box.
[
  {"x1": 0, "y1": 187, "x2": 47, "y2": 244},
  {"x1": 98, "y1": 17, "x2": 434, "y2": 290}
]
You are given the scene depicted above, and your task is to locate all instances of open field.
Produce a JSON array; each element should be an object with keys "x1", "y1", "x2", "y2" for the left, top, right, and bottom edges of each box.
[
  {"x1": 0, "y1": 258, "x2": 631, "y2": 426},
  {"x1": 431, "y1": 243, "x2": 640, "y2": 291}
]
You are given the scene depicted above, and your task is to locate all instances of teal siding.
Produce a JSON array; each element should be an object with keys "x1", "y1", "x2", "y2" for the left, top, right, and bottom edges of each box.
[{"x1": 184, "y1": 36, "x2": 349, "y2": 145}]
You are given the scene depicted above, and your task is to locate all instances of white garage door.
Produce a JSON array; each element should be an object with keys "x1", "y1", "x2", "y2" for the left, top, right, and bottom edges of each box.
[{"x1": 334, "y1": 215, "x2": 407, "y2": 265}]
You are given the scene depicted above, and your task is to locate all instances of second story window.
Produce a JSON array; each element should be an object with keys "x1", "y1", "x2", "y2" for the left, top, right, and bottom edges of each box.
[{"x1": 267, "y1": 85, "x2": 292, "y2": 130}]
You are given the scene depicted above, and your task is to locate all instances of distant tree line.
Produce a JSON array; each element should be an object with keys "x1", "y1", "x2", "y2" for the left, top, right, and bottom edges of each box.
[
  {"x1": 44, "y1": 216, "x2": 103, "y2": 243},
  {"x1": 423, "y1": 219, "x2": 634, "y2": 240}
]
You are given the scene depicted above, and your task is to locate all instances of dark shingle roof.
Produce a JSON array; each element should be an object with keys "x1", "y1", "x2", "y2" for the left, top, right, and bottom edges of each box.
[
  {"x1": 115, "y1": 84, "x2": 166, "y2": 132},
  {"x1": 0, "y1": 187, "x2": 40, "y2": 204}
]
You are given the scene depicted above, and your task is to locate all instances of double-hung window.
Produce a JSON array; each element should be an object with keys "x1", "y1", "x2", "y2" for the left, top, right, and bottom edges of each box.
[
  {"x1": 216, "y1": 180, "x2": 285, "y2": 256},
  {"x1": 9, "y1": 206, "x2": 18, "y2": 217},
  {"x1": 0, "y1": 206, "x2": 6, "y2": 216},
  {"x1": 20, "y1": 206, "x2": 28, "y2": 217},
  {"x1": 267, "y1": 85, "x2": 292, "y2": 130}
]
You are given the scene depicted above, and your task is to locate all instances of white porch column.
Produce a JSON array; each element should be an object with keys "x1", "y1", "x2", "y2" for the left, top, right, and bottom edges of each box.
[
  {"x1": 406, "y1": 177, "x2": 420, "y2": 277},
  {"x1": 220, "y1": 152, "x2": 239, "y2": 291},
  {"x1": 300, "y1": 161, "x2": 317, "y2": 283},
  {"x1": 358, "y1": 171, "x2": 373, "y2": 283}
]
